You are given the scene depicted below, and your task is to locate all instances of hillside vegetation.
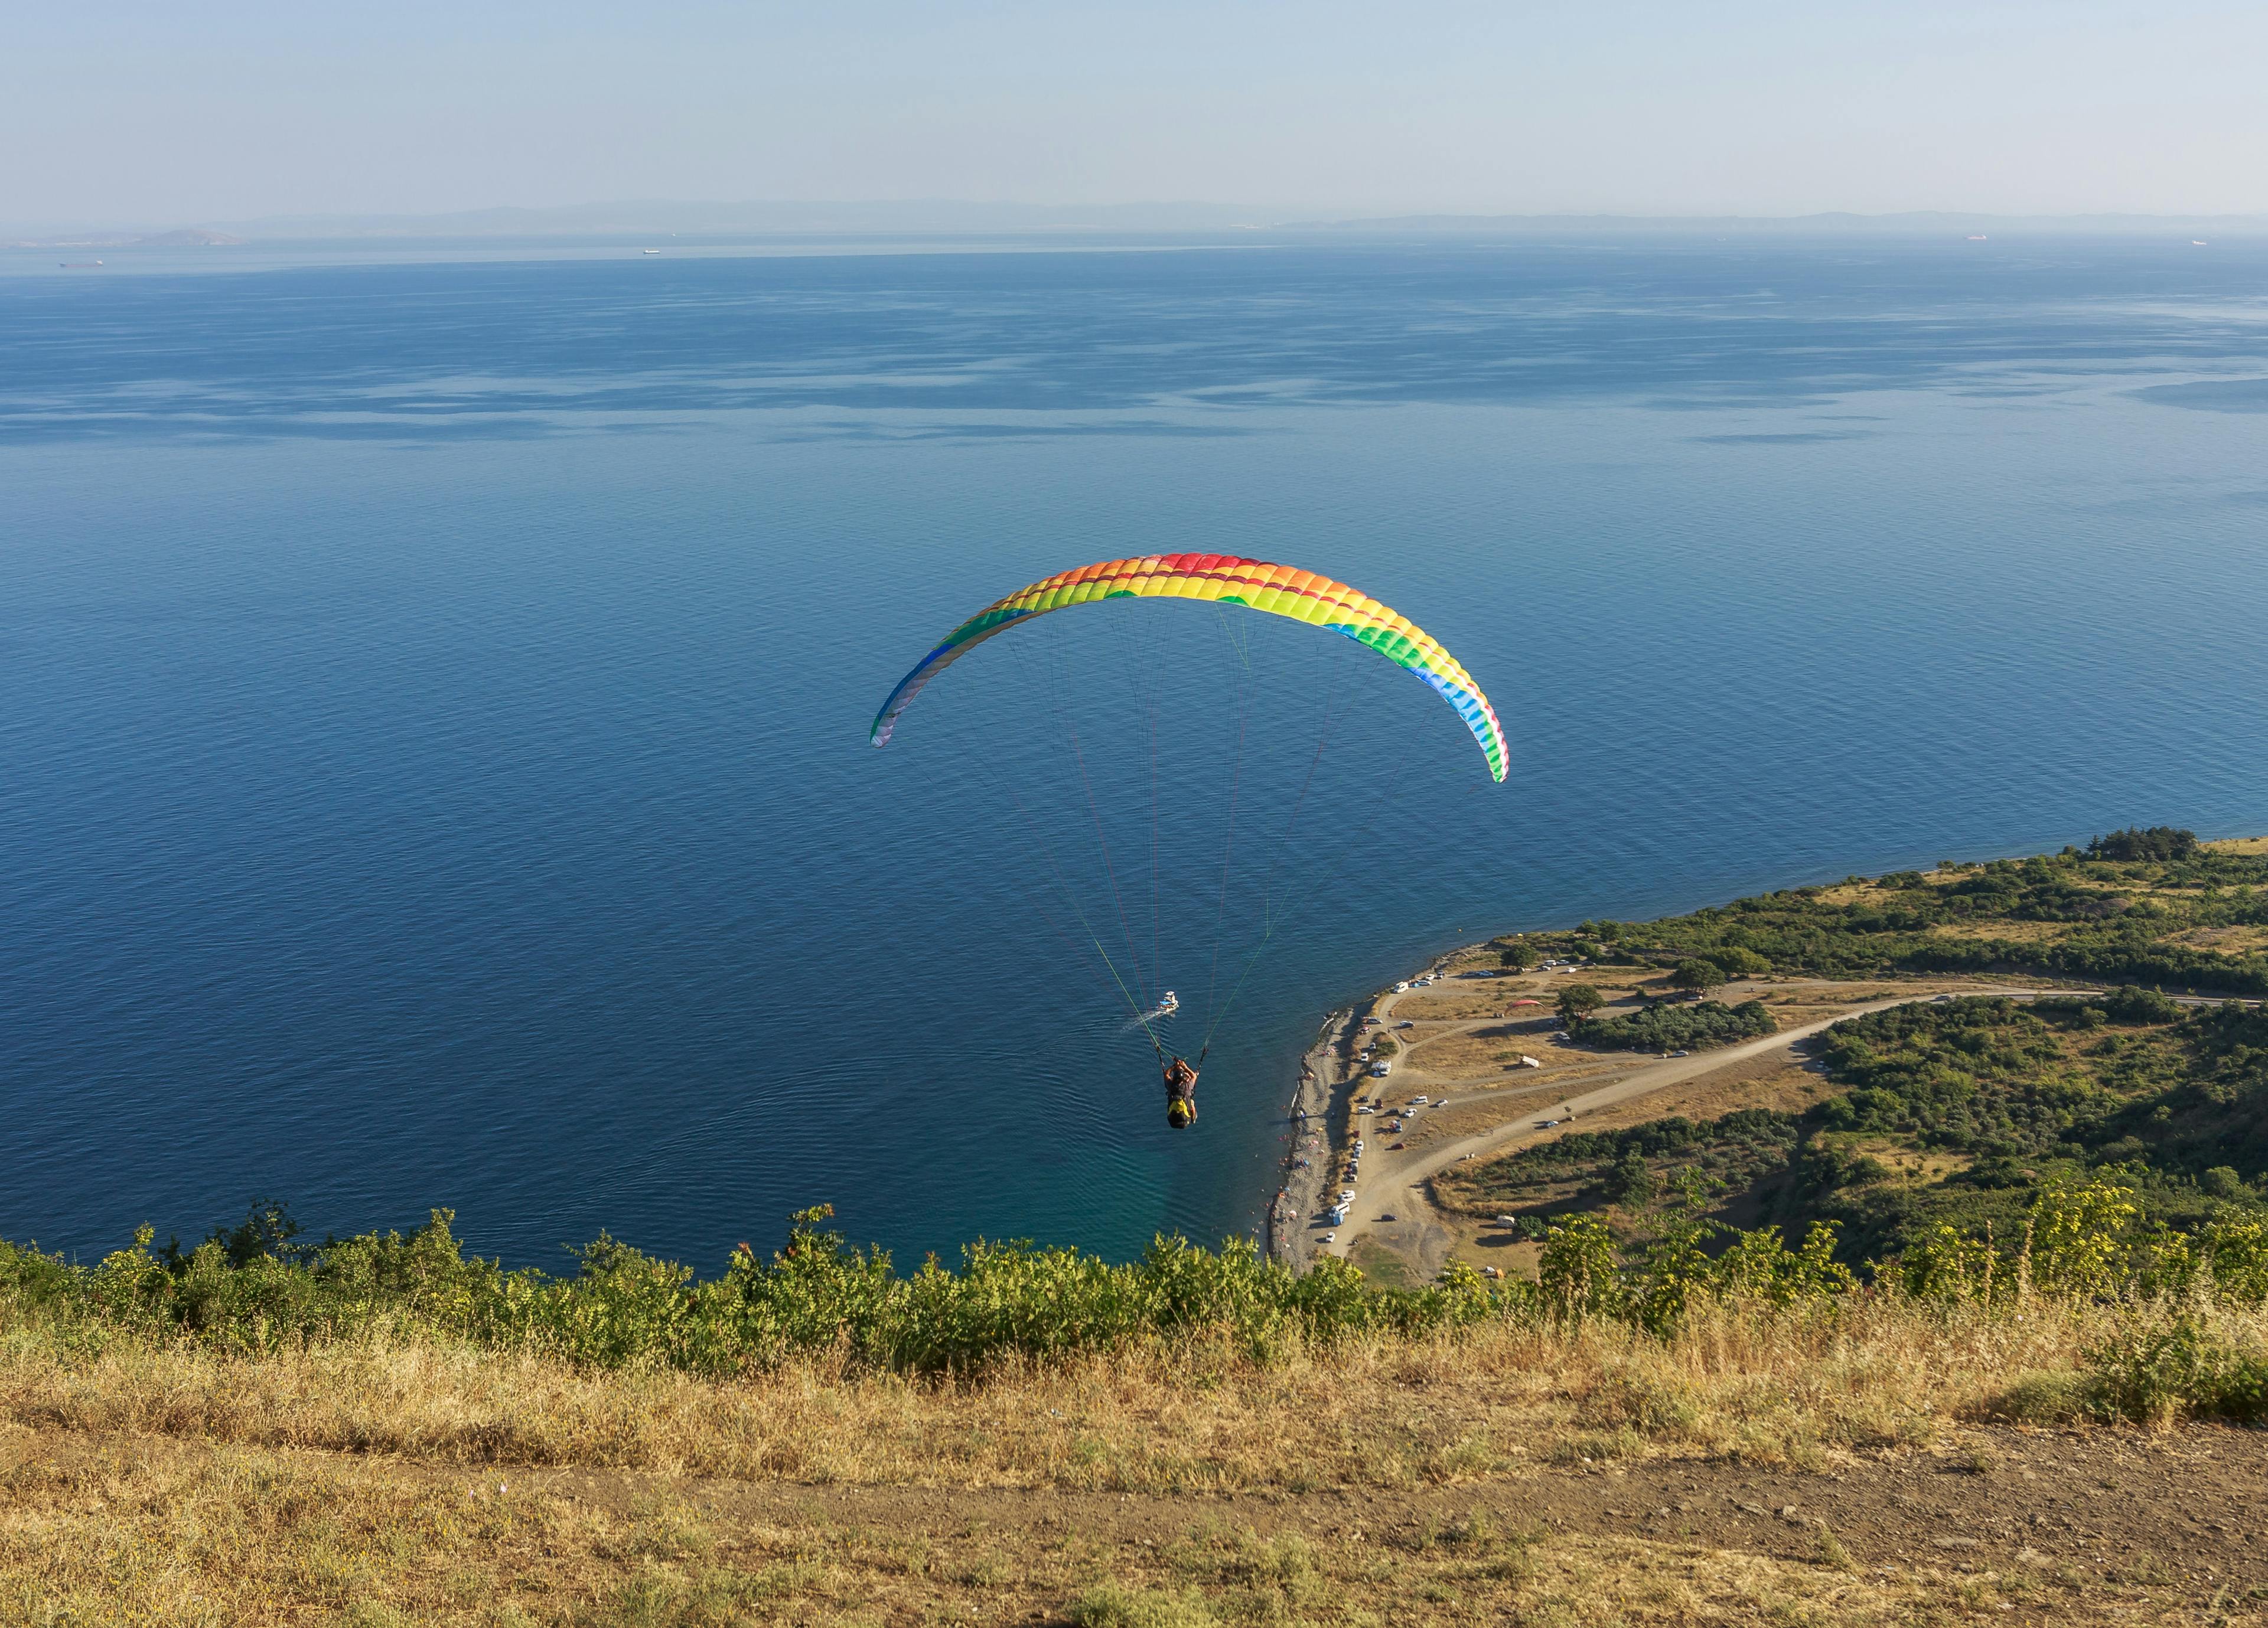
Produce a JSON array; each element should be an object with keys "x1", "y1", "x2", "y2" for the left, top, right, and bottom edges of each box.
[
  {"x1": 1511, "y1": 828, "x2": 2268, "y2": 998},
  {"x1": 9, "y1": 1183, "x2": 2268, "y2": 1623},
  {"x1": 1446, "y1": 832, "x2": 2268, "y2": 1270}
]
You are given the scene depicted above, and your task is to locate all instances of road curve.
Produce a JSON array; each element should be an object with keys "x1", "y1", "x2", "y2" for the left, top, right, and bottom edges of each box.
[{"x1": 1326, "y1": 985, "x2": 2076, "y2": 1270}]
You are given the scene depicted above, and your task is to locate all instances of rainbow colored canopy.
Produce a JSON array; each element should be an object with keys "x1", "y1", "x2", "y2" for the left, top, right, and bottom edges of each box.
[{"x1": 869, "y1": 553, "x2": 1507, "y2": 782}]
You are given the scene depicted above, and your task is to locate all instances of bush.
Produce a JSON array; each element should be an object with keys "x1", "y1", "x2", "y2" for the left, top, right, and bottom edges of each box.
[
  {"x1": 2204, "y1": 1167, "x2": 2251, "y2": 1201},
  {"x1": 1582, "y1": 1000, "x2": 1777, "y2": 1053},
  {"x1": 2085, "y1": 1313, "x2": 2268, "y2": 1424},
  {"x1": 0, "y1": 1203, "x2": 1511, "y2": 1378},
  {"x1": 2088, "y1": 827, "x2": 2199, "y2": 862}
]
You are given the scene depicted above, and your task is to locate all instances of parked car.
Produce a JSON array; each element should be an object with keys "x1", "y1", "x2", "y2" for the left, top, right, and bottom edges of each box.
[{"x1": 1370, "y1": 1063, "x2": 1391, "y2": 1077}]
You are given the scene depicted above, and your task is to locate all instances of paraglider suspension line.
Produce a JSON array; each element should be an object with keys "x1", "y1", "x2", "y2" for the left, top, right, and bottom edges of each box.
[{"x1": 1200, "y1": 637, "x2": 1252, "y2": 1046}]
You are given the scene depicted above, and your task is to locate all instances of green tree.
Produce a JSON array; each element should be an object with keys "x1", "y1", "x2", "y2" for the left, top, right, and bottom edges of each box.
[
  {"x1": 1557, "y1": 983, "x2": 1605, "y2": 1028},
  {"x1": 1498, "y1": 939, "x2": 1536, "y2": 971},
  {"x1": 2204, "y1": 1167, "x2": 2251, "y2": 1202},
  {"x1": 1605, "y1": 1149, "x2": 1658, "y2": 1205},
  {"x1": 2087, "y1": 826, "x2": 2198, "y2": 862},
  {"x1": 1671, "y1": 958, "x2": 1727, "y2": 997},
  {"x1": 1709, "y1": 945, "x2": 1771, "y2": 978}
]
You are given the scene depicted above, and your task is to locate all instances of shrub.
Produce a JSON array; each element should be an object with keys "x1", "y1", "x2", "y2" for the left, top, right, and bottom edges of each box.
[
  {"x1": 2085, "y1": 1313, "x2": 2268, "y2": 1424},
  {"x1": 2087, "y1": 827, "x2": 2199, "y2": 862},
  {"x1": 1582, "y1": 1000, "x2": 1776, "y2": 1053}
]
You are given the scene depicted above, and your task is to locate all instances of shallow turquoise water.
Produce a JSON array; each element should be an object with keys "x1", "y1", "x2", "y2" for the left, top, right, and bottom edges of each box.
[{"x1": 3, "y1": 237, "x2": 2265, "y2": 1268}]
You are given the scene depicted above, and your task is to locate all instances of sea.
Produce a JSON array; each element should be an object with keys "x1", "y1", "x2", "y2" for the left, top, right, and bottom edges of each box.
[{"x1": 5, "y1": 231, "x2": 2266, "y2": 1271}]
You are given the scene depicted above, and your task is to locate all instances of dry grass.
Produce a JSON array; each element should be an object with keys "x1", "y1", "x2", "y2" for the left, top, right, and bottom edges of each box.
[
  {"x1": 7, "y1": 1303, "x2": 2263, "y2": 1624},
  {"x1": 7, "y1": 1428, "x2": 2159, "y2": 1627},
  {"x1": 2172, "y1": 925, "x2": 2268, "y2": 952},
  {"x1": 0, "y1": 1301, "x2": 2153, "y2": 1494}
]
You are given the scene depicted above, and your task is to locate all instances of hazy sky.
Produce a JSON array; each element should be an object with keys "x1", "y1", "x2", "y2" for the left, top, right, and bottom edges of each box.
[{"x1": 8, "y1": 0, "x2": 2266, "y2": 228}]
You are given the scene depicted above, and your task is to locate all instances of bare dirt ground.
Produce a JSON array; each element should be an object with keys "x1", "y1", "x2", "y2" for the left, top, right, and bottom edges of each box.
[{"x1": 11, "y1": 1420, "x2": 2265, "y2": 1624}]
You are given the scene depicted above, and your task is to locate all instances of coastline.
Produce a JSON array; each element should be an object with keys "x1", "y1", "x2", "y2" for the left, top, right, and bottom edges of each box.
[
  {"x1": 1265, "y1": 1007, "x2": 1350, "y2": 1270},
  {"x1": 1263, "y1": 832, "x2": 2268, "y2": 1278},
  {"x1": 1265, "y1": 954, "x2": 1459, "y2": 1270}
]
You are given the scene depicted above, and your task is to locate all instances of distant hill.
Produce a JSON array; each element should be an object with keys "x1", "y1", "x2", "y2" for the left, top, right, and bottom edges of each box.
[
  {"x1": 132, "y1": 227, "x2": 246, "y2": 246},
  {"x1": 4, "y1": 226, "x2": 245, "y2": 248},
  {"x1": 17, "y1": 202, "x2": 2267, "y2": 247},
  {"x1": 197, "y1": 199, "x2": 1275, "y2": 240},
  {"x1": 1279, "y1": 209, "x2": 2268, "y2": 237}
]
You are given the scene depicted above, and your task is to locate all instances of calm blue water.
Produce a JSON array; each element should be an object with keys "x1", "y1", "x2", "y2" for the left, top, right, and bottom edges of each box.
[{"x1": 5, "y1": 237, "x2": 2267, "y2": 1270}]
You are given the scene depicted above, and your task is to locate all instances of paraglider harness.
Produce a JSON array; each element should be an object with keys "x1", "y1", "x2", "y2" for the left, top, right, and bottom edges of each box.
[{"x1": 1162, "y1": 1055, "x2": 1200, "y2": 1128}]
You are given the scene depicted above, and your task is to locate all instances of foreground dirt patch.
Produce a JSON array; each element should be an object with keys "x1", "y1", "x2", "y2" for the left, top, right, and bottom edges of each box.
[{"x1": 5, "y1": 1421, "x2": 2264, "y2": 1624}]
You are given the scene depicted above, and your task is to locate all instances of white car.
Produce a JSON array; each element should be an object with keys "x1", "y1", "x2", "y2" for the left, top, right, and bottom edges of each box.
[
  {"x1": 1412, "y1": 1094, "x2": 1430, "y2": 1105},
  {"x1": 1393, "y1": 981, "x2": 1409, "y2": 993},
  {"x1": 1357, "y1": 1104, "x2": 1376, "y2": 1115},
  {"x1": 1353, "y1": 1139, "x2": 1366, "y2": 1153},
  {"x1": 1370, "y1": 1063, "x2": 1390, "y2": 1077}
]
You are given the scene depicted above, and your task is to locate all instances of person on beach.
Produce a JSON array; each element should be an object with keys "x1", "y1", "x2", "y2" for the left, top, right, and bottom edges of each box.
[{"x1": 1162, "y1": 1056, "x2": 1200, "y2": 1128}]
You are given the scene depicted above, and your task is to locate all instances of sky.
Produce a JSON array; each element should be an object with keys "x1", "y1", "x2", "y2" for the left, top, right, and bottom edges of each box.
[{"x1": 6, "y1": 0, "x2": 2266, "y2": 230}]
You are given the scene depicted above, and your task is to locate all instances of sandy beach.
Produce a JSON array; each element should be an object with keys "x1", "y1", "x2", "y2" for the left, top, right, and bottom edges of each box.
[{"x1": 1265, "y1": 1007, "x2": 1351, "y2": 1269}]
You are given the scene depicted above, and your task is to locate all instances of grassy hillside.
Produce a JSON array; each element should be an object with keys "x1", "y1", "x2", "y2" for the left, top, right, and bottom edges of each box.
[
  {"x1": 1508, "y1": 829, "x2": 2268, "y2": 998},
  {"x1": 10, "y1": 1189, "x2": 2268, "y2": 1623}
]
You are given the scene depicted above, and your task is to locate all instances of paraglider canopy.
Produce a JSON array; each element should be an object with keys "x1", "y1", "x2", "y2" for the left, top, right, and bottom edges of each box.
[{"x1": 869, "y1": 553, "x2": 1506, "y2": 782}]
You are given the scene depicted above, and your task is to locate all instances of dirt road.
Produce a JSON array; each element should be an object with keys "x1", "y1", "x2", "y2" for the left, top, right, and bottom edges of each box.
[{"x1": 1324, "y1": 982, "x2": 2066, "y2": 1275}]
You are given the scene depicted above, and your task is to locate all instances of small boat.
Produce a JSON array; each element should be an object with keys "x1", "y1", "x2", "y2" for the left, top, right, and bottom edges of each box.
[
  {"x1": 641, "y1": 248, "x2": 661, "y2": 255},
  {"x1": 1157, "y1": 990, "x2": 1178, "y2": 1013},
  {"x1": 2194, "y1": 240, "x2": 2210, "y2": 247}
]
